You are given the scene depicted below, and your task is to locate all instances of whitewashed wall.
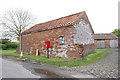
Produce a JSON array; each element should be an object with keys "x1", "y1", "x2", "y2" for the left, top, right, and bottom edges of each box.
[{"x1": 73, "y1": 19, "x2": 94, "y2": 45}]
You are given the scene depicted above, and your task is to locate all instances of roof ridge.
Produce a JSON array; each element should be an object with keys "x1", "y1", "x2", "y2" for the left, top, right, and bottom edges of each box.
[
  {"x1": 95, "y1": 33, "x2": 111, "y2": 34},
  {"x1": 94, "y1": 33, "x2": 118, "y2": 39},
  {"x1": 72, "y1": 11, "x2": 85, "y2": 25},
  {"x1": 36, "y1": 11, "x2": 85, "y2": 25},
  {"x1": 94, "y1": 33, "x2": 112, "y2": 35}
]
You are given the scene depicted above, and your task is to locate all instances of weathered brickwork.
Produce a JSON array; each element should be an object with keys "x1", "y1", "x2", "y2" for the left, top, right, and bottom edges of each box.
[
  {"x1": 21, "y1": 26, "x2": 83, "y2": 59},
  {"x1": 94, "y1": 40, "x2": 97, "y2": 48},
  {"x1": 105, "y1": 40, "x2": 110, "y2": 48},
  {"x1": 17, "y1": 11, "x2": 95, "y2": 59}
]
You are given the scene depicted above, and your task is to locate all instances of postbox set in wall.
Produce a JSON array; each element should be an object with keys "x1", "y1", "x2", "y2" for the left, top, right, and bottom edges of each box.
[
  {"x1": 45, "y1": 41, "x2": 50, "y2": 48},
  {"x1": 45, "y1": 41, "x2": 50, "y2": 58}
]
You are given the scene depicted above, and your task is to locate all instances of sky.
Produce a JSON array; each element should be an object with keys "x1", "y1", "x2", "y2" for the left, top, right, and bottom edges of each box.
[{"x1": 0, "y1": 0, "x2": 119, "y2": 39}]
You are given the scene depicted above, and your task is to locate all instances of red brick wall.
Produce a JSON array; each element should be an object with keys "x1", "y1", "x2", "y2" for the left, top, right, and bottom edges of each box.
[
  {"x1": 17, "y1": 12, "x2": 95, "y2": 59},
  {"x1": 17, "y1": 25, "x2": 95, "y2": 59},
  {"x1": 19, "y1": 26, "x2": 82, "y2": 59},
  {"x1": 83, "y1": 44, "x2": 95, "y2": 56}
]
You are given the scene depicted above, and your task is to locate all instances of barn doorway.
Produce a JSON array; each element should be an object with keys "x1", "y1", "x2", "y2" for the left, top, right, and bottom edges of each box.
[
  {"x1": 110, "y1": 40, "x2": 118, "y2": 48},
  {"x1": 96, "y1": 40, "x2": 105, "y2": 48}
]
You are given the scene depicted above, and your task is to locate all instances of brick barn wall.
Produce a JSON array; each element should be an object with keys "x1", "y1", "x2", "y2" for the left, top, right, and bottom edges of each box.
[
  {"x1": 83, "y1": 44, "x2": 95, "y2": 56},
  {"x1": 17, "y1": 13, "x2": 95, "y2": 59},
  {"x1": 20, "y1": 26, "x2": 85, "y2": 59}
]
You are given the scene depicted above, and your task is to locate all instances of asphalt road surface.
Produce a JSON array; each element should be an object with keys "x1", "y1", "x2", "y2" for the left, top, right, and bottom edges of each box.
[
  {"x1": 0, "y1": 49, "x2": 119, "y2": 79},
  {"x1": 1, "y1": 56, "x2": 95, "y2": 78},
  {"x1": 1, "y1": 57, "x2": 40, "y2": 78}
]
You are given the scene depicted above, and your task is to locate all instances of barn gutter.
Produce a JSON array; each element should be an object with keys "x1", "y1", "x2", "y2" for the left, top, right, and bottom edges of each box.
[{"x1": 22, "y1": 24, "x2": 72, "y2": 35}]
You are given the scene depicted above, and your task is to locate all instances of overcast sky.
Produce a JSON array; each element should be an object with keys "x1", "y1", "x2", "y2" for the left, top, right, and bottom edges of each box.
[{"x1": 0, "y1": 0, "x2": 119, "y2": 37}]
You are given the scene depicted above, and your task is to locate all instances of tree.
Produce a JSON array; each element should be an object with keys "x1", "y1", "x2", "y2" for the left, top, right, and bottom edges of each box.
[
  {"x1": 112, "y1": 29, "x2": 120, "y2": 37},
  {"x1": 0, "y1": 9, "x2": 36, "y2": 41}
]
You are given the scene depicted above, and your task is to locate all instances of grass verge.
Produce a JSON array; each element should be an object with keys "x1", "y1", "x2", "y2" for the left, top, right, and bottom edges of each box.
[
  {"x1": 2, "y1": 49, "x2": 109, "y2": 67},
  {"x1": 95, "y1": 48, "x2": 120, "y2": 51},
  {"x1": 95, "y1": 48, "x2": 112, "y2": 50}
]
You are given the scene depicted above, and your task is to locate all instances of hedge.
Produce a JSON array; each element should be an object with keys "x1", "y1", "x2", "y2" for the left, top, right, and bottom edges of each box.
[{"x1": 1, "y1": 42, "x2": 19, "y2": 50}]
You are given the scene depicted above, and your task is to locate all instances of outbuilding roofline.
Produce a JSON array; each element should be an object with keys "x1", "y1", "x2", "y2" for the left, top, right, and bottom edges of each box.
[{"x1": 93, "y1": 33, "x2": 118, "y2": 40}]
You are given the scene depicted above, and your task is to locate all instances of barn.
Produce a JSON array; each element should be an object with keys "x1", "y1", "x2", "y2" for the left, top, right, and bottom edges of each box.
[
  {"x1": 94, "y1": 33, "x2": 118, "y2": 49},
  {"x1": 18, "y1": 11, "x2": 95, "y2": 59}
]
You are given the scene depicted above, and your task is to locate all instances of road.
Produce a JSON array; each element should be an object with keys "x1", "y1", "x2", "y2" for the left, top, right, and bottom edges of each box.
[
  {"x1": 1, "y1": 56, "x2": 95, "y2": 78},
  {"x1": 1, "y1": 57, "x2": 40, "y2": 78},
  {"x1": 0, "y1": 49, "x2": 119, "y2": 79}
]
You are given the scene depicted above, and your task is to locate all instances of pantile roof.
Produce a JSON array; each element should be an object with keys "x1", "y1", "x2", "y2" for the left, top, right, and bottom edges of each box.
[
  {"x1": 23, "y1": 11, "x2": 85, "y2": 34},
  {"x1": 93, "y1": 33, "x2": 118, "y2": 40}
]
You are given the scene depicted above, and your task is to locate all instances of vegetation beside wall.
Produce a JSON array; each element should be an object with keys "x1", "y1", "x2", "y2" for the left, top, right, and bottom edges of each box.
[{"x1": 112, "y1": 29, "x2": 120, "y2": 37}]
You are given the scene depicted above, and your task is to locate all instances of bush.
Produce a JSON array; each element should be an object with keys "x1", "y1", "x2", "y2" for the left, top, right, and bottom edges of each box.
[
  {"x1": 7, "y1": 42, "x2": 19, "y2": 48},
  {"x1": 1, "y1": 42, "x2": 19, "y2": 50},
  {"x1": 2, "y1": 44, "x2": 7, "y2": 50}
]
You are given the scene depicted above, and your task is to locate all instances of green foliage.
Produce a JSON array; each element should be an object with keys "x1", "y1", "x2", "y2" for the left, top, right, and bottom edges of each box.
[
  {"x1": 1, "y1": 44, "x2": 7, "y2": 50},
  {"x1": 1, "y1": 41, "x2": 19, "y2": 50},
  {"x1": 2, "y1": 49, "x2": 109, "y2": 67},
  {"x1": 112, "y1": 29, "x2": 120, "y2": 37},
  {"x1": 6, "y1": 42, "x2": 19, "y2": 48},
  {"x1": 95, "y1": 48, "x2": 112, "y2": 51}
]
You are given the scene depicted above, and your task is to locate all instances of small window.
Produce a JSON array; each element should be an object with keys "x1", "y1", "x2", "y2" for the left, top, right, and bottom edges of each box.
[{"x1": 59, "y1": 36, "x2": 64, "y2": 44}]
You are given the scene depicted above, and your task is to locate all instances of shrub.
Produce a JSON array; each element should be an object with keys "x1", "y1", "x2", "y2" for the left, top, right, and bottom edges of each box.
[
  {"x1": 6, "y1": 42, "x2": 19, "y2": 49},
  {"x1": 2, "y1": 44, "x2": 7, "y2": 50},
  {"x1": 1, "y1": 42, "x2": 19, "y2": 50}
]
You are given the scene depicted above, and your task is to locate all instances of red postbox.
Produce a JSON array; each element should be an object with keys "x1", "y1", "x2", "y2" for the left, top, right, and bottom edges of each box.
[{"x1": 45, "y1": 41, "x2": 50, "y2": 48}]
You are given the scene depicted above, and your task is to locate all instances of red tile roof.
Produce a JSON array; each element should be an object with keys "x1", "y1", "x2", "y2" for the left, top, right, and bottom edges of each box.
[
  {"x1": 93, "y1": 33, "x2": 118, "y2": 40},
  {"x1": 23, "y1": 11, "x2": 85, "y2": 33}
]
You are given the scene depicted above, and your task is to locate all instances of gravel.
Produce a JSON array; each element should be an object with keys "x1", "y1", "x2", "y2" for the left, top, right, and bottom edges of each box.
[{"x1": 60, "y1": 49, "x2": 119, "y2": 78}]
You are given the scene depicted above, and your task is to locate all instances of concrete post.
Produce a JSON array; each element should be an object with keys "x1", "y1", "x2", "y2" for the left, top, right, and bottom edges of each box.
[{"x1": 20, "y1": 34, "x2": 21, "y2": 53}]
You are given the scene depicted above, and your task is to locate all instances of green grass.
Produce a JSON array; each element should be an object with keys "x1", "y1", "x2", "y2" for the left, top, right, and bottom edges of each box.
[
  {"x1": 95, "y1": 48, "x2": 120, "y2": 51},
  {"x1": 111, "y1": 48, "x2": 120, "y2": 49},
  {"x1": 95, "y1": 48, "x2": 112, "y2": 50},
  {"x1": 2, "y1": 49, "x2": 109, "y2": 67}
]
